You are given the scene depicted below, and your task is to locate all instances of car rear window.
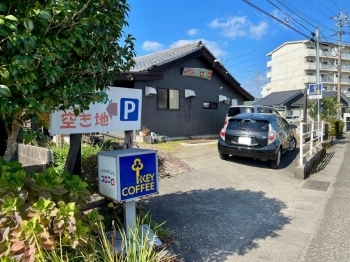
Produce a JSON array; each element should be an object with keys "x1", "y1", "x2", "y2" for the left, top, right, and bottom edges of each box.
[
  {"x1": 227, "y1": 107, "x2": 254, "y2": 117},
  {"x1": 227, "y1": 119, "x2": 269, "y2": 132}
]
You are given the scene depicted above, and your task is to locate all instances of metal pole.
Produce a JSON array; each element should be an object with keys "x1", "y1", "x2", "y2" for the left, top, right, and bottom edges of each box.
[
  {"x1": 303, "y1": 88, "x2": 308, "y2": 136},
  {"x1": 337, "y1": 31, "x2": 342, "y2": 119},
  {"x1": 315, "y1": 28, "x2": 321, "y2": 122}
]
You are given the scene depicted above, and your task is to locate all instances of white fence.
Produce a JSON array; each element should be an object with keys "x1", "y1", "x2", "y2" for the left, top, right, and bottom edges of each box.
[{"x1": 299, "y1": 121, "x2": 325, "y2": 165}]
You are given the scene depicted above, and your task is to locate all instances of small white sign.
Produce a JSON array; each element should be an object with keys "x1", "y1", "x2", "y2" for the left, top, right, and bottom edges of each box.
[{"x1": 49, "y1": 87, "x2": 142, "y2": 135}]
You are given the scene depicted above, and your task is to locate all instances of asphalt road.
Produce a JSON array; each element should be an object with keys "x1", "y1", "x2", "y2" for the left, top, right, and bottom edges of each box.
[{"x1": 141, "y1": 135, "x2": 348, "y2": 262}]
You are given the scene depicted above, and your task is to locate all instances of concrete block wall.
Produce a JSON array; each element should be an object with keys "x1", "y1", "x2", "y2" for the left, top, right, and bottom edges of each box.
[{"x1": 17, "y1": 144, "x2": 54, "y2": 165}]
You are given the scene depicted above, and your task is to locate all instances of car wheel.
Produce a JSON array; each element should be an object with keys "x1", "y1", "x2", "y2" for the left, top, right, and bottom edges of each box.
[
  {"x1": 288, "y1": 137, "x2": 297, "y2": 152},
  {"x1": 219, "y1": 153, "x2": 229, "y2": 160},
  {"x1": 270, "y1": 148, "x2": 281, "y2": 169}
]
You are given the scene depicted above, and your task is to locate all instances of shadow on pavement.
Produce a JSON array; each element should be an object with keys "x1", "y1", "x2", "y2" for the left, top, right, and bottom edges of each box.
[
  {"x1": 224, "y1": 148, "x2": 300, "y2": 170},
  {"x1": 142, "y1": 188, "x2": 291, "y2": 261}
]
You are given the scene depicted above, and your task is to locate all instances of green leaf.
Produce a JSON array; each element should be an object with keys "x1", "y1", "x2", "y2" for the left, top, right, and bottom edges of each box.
[
  {"x1": 24, "y1": 18, "x2": 34, "y2": 32},
  {"x1": 0, "y1": 85, "x2": 11, "y2": 97},
  {"x1": 9, "y1": 63, "x2": 19, "y2": 75},
  {"x1": 79, "y1": 18, "x2": 91, "y2": 26},
  {"x1": 73, "y1": 108, "x2": 79, "y2": 116},
  {"x1": 0, "y1": 26, "x2": 8, "y2": 37},
  {"x1": 4, "y1": 15, "x2": 18, "y2": 22},
  {"x1": 39, "y1": 11, "x2": 52, "y2": 21},
  {"x1": 0, "y1": 4, "x2": 8, "y2": 12},
  {"x1": 0, "y1": 68, "x2": 10, "y2": 79},
  {"x1": 45, "y1": 38, "x2": 52, "y2": 46},
  {"x1": 25, "y1": 97, "x2": 37, "y2": 105}
]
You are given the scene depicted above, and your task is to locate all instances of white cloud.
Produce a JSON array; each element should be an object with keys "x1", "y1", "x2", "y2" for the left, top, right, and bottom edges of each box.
[
  {"x1": 186, "y1": 28, "x2": 199, "y2": 36},
  {"x1": 141, "y1": 41, "x2": 164, "y2": 52},
  {"x1": 208, "y1": 16, "x2": 268, "y2": 40},
  {"x1": 170, "y1": 39, "x2": 226, "y2": 58},
  {"x1": 249, "y1": 21, "x2": 268, "y2": 39}
]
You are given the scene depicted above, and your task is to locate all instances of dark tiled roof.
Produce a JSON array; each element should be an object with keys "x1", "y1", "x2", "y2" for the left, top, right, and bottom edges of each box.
[
  {"x1": 253, "y1": 89, "x2": 303, "y2": 106},
  {"x1": 130, "y1": 41, "x2": 203, "y2": 72}
]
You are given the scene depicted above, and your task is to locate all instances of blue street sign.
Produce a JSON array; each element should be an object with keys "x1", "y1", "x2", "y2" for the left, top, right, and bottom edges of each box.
[{"x1": 309, "y1": 84, "x2": 322, "y2": 100}]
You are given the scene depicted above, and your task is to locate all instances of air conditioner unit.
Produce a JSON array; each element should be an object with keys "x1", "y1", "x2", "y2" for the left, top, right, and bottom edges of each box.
[
  {"x1": 145, "y1": 86, "x2": 157, "y2": 96},
  {"x1": 185, "y1": 89, "x2": 196, "y2": 98},
  {"x1": 219, "y1": 95, "x2": 228, "y2": 102}
]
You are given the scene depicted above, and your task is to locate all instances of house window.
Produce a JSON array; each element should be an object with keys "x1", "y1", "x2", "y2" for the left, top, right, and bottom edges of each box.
[
  {"x1": 306, "y1": 72, "x2": 314, "y2": 76},
  {"x1": 203, "y1": 102, "x2": 218, "y2": 109},
  {"x1": 158, "y1": 88, "x2": 179, "y2": 109}
]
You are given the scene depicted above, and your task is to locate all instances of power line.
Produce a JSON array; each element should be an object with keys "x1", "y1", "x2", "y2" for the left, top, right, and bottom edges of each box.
[
  {"x1": 316, "y1": 0, "x2": 338, "y2": 15},
  {"x1": 276, "y1": 0, "x2": 336, "y2": 33},
  {"x1": 223, "y1": 31, "x2": 276, "y2": 61},
  {"x1": 267, "y1": 0, "x2": 313, "y2": 33},
  {"x1": 241, "y1": 0, "x2": 312, "y2": 39},
  {"x1": 304, "y1": 0, "x2": 334, "y2": 19},
  {"x1": 330, "y1": 0, "x2": 341, "y2": 10}
]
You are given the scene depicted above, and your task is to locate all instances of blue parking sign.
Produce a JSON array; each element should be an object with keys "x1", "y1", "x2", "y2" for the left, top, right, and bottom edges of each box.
[
  {"x1": 120, "y1": 98, "x2": 139, "y2": 121},
  {"x1": 308, "y1": 84, "x2": 322, "y2": 100}
]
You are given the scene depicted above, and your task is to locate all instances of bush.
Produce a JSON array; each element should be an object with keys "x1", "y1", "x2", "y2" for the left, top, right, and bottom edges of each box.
[
  {"x1": 0, "y1": 158, "x2": 102, "y2": 261},
  {"x1": 328, "y1": 119, "x2": 344, "y2": 138}
]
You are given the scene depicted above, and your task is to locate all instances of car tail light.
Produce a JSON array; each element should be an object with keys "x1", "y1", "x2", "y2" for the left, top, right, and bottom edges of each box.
[
  {"x1": 224, "y1": 121, "x2": 227, "y2": 126},
  {"x1": 220, "y1": 128, "x2": 226, "y2": 140},
  {"x1": 267, "y1": 124, "x2": 278, "y2": 145}
]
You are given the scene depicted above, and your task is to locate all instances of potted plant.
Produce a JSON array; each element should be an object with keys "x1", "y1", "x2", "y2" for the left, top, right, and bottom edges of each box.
[{"x1": 141, "y1": 126, "x2": 150, "y2": 136}]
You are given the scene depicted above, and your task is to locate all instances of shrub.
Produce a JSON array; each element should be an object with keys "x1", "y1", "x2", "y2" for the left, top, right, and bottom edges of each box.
[
  {"x1": 0, "y1": 158, "x2": 102, "y2": 261},
  {"x1": 328, "y1": 119, "x2": 344, "y2": 138}
]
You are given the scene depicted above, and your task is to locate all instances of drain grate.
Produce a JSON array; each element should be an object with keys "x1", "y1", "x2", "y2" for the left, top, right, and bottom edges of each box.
[
  {"x1": 313, "y1": 152, "x2": 335, "y2": 172},
  {"x1": 301, "y1": 180, "x2": 330, "y2": 191}
]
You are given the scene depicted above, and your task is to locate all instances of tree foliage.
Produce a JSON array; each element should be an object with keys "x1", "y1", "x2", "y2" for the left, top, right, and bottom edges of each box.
[
  {"x1": 307, "y1": 96, "x2": 341, "y2": 121},
  {"x1": 0, "y1": 0, "x2": 135, "y2": 160}
]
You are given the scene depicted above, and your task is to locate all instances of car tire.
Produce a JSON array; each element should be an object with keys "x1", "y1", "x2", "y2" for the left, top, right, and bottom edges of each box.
[
  {"x1": 270, "y1": 148, "x2": 281, "y2": 169},
  {"x1": 288, "y1": 137, "x2": 297, "y2": 152},
  {"x1": 219, "y1": 153, "x2": 229, "y2": 160}
]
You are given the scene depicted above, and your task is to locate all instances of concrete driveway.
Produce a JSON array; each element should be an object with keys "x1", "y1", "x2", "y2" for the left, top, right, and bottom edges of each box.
[{"x1": 141, "y1": 139, "x2": 346, "y2": 261}]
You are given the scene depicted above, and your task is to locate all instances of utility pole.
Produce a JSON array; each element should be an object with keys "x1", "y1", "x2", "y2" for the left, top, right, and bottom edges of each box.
[
  {"x1": 315, "y1": 27, "x2": 321, "y2": 122},
  {"x1": 332, "y1": 9, "x2": 350, "y2": 119},
  {"x1": 254, "y1": 72, "x2": 260, "y2": 100}
]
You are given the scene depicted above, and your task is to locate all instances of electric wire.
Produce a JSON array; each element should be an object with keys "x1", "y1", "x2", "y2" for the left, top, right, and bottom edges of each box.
[
  {"x1": 222, "y1": 31, "x2": 276, "y2": 61},
  {"x1": 330, "y1": 0, "x2": 341, "y2": 10},
  {"x1": 316, "y1": 0, "x2": 338, "y2": 15},
  {"x1": 303, "y1": 0, "x2": 334, "y2": 19},
  {"x1": 276, "y1": 0, "x2": 336, "y2": 33},
  {"x1": 267, "y1": 0, "x2": 313, "y2": 33},
  {"x1": 242, "y1": 0, "x2": 312, "y2": 39}
]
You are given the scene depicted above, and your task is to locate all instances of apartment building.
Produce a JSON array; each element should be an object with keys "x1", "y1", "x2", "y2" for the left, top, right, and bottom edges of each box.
[{"x1": 263, "y1": 40, "x2": 350, "y2": 97}]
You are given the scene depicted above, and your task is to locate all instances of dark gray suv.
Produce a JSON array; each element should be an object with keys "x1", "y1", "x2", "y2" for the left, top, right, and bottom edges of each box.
[{"x1": 218, "y1": 113, "x2": 296, "y2": 169}]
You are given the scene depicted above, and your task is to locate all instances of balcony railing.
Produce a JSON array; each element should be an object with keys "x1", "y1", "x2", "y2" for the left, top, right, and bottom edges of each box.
[
  {"x1": 341, "y1": 65, "x2": 350, "y2": 72},
  {"x1": 321, "y1": 76, "x2": 334, "y2": 82},
  {"x1": 320, "y1": 64, "x2": 336, "y2": 70},
  {"x1": 341, "y1": 53, "x2": 350, "y2": 59},
  {"x1": 341, "y1": 78, "x2": 350, "y2": 84}
]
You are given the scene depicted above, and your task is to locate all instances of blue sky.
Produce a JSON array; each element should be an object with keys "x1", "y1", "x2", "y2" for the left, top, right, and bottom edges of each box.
[{"x1": 124, "y1": 0, "x2": 348, "y2": 97}]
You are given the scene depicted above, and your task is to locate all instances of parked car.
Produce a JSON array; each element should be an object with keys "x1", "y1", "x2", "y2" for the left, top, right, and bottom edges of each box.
[
  {"x1": 224, "y1": 105, "x2": 280, "y2": 125},
  {"x1": 285, "y1": 115, "x2": 300, "y2": 123},
  {"x1": 218, "y1": 113, "x2": 296, "y2": 169}
]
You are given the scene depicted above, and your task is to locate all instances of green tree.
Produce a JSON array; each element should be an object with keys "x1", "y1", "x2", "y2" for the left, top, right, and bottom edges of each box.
[
  {"x1": 0, "y1": 1, "x2": 135, "y2": 168},
  {"x1": 307, "y1": 96, "x2": 342, "y2": 121}
]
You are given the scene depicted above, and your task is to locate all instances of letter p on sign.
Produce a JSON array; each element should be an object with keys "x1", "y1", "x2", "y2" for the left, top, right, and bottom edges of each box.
[{"x1": 120, "y1": 98, "x2": 139, "y2": 121}]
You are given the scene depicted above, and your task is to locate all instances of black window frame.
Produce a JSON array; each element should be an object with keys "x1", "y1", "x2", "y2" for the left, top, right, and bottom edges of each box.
[{"x1": 157, "y1": 87, "x2": 180, "y2": 110}]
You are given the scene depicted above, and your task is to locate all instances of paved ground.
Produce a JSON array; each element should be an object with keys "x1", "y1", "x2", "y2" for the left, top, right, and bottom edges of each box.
[{"x1": 141, "y1": 133, "x2": 349, "y2": 262}]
